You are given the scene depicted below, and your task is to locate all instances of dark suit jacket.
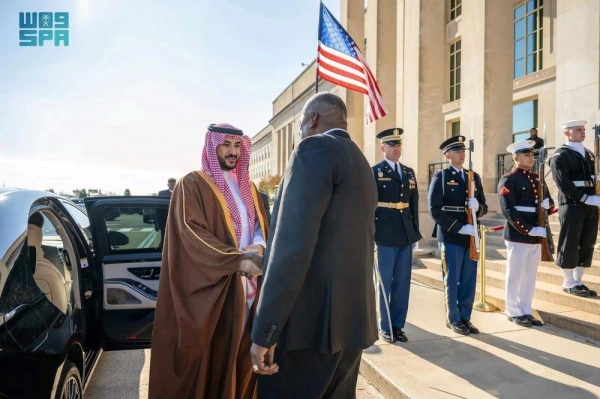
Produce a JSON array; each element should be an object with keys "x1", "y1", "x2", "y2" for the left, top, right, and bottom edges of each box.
[
  {"x1": 158, "y1": 189, "x2": 172, "y2": 198},
  {"x1": 373, "y1": 160, "x2": 422, "y2": 247},
  {"x1": 251, "y1": 129, "x2": 378, "y2": 353},
  {"x1": 259, "y1": 191, "x2": 271, "y2": 225},
  {"x1": 427, "y1": 166, "x2": 488, "y2": 247}
]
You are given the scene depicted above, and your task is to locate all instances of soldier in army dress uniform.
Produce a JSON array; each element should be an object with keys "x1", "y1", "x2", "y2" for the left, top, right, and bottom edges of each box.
[
  {"x1": 550, "y1": 120, "x2": 600, "y2": 297},
  {"x1": 427, "y1": 136, "x2": 488, "y2": 335},
  {"x1": 498, "y1": 140, "x2": 555, "y2": 327},
  {"x1": 373, "y1": 127, "x2": 422, "y2": 343}
]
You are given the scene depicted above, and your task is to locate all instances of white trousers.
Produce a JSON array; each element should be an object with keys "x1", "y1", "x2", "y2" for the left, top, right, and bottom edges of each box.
[
  {"x1": 505, "y1": 241, "x2": 541, "y2": 317},
  {"x1": 561, "y1": 266, "x2": 586, "y2": 289}
]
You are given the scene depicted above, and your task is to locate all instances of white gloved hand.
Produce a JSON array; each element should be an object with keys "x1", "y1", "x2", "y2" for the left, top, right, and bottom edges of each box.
[
  {"x1": 541, "y1": 198, "x2": 550, "y2": 210},
  {"x1": 528, "y1": 227, "x2": 547, "y2": 237},
  {"x1": 584, "y1": 195, "x2": 600, "y2": 207},
  {"x1": 467, "y1": 197, "x2": 479, "y2": 210},
  {"x1": 458, "y1": 224, "x2": 476, "y2": 236}
]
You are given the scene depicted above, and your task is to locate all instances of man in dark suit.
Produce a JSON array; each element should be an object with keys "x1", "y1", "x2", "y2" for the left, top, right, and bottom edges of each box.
[
  {"x1": 251, "y1": 92, "x2": 378, "y2": 398},
  {"x1": 528, "y1": 128, "x2": 544, "y2": 150},
  {"x1": 158, "y1": 178, "x2": 176, "y2": 198},
  {"x1": 428, "y1": 136, "x2": 488, "y2": 335},
  {"x1": 372, "y1": 127, "x2": 421, "y2": 343}
]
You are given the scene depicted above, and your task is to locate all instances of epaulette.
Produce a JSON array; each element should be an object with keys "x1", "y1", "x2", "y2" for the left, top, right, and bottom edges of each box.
[{"x1": 501, "y1": 169, "x2": 517, "y2": 178}]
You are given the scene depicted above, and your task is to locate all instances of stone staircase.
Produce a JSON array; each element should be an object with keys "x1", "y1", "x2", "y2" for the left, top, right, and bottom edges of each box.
[{"x1": 413, "y1": 210, "x2": 600, "y2": 340}]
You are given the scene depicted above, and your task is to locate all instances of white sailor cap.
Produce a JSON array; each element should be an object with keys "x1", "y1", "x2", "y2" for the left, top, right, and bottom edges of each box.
[
  {"x1": 507, "y1": 140, "x2": 536, "y2": 155},
  {"x1": 560, "y1": 120, "x2": 587, "y2": 129}
]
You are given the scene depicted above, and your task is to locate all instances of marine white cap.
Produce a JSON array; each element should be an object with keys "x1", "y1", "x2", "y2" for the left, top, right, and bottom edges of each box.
[
  {"x1": 506, "y1": 140, "x2": 535, "y2": 154},
  {"x1": 560, "y1": 120, "x2": 587, "y2": 129}
]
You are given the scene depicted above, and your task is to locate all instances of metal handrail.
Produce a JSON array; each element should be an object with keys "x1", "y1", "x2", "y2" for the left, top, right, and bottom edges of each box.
[
  {"x1": 428, "y1": 161, "x2": 450, "y2": 184},
  {"x1": 496, "y1": 146, "x2": 556, "y2": 189}
]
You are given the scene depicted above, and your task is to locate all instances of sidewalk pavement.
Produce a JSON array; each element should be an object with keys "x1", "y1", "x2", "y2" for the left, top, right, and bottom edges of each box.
[{"x1": 360, "y1": 280, "x2": 600, "y2": 399}]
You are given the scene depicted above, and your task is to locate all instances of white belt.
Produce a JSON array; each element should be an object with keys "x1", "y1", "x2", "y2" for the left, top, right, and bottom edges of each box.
[
  {"x1": 573, "y1": 180, "x2": 594, "y2": 187},
  {"x1": 514, "y1": 206, "x2": 536, "y2": 213}
]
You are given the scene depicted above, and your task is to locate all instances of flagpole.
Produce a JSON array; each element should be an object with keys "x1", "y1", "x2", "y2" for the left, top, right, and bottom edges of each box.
[{"x1": 315, "y1": 0, "x2": 323, "y2": 93}]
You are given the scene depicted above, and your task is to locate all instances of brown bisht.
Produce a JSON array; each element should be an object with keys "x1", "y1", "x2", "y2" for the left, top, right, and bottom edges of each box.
[{"x1": 148, "y1": 171, "x2": 269, "y2": 399}]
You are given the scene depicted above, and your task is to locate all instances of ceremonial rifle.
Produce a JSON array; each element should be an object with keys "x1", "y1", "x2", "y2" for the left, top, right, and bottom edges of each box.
[
  {"x1": 536, "y1": 124, "x2": 554, "y2": 261},
  {"x1": 467, "y1": 125, "x2": 480, "y2": 261}
]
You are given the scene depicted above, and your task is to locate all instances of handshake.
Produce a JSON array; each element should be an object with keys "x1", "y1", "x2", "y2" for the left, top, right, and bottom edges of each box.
[{"x1": 238, "y1": 245, "x2": 264, "y2": 279}]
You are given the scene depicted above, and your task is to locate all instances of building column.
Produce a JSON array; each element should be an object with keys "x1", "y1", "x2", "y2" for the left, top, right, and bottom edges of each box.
[
  {"x1": 398, "y1": 0, "x2": 445, "y2": 246},
  {"x1": 362, "y1": 0, "x2": 397, "y2": 164},
  {"x1": 461, "y1": 0, "x2": 513, "y2": 191},
  {"x1": 340, "y1": 0, "x2": 365, "y2": 149},
  {"x1": 398, "y1": 0, "x2": 445, "y2": 186},
  {"x1": 555, "y1": 0, "x2": 600, "y2": 149}
]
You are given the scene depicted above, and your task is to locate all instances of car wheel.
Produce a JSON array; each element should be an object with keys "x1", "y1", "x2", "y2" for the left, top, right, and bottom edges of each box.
[{"x1": 57, "y1": 360, "x2": 83, "y2": 399}]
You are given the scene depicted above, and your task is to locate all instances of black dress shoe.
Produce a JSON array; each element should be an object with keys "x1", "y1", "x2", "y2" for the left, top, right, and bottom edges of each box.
[
  {"x1": 380, "y1": 331, "x2": 395, "y2": 343},
  {"x1": 507, "y1": 315, "x2": 532, "y2": 327},
  {"x1": 563, "y1": 286, "x2": 592, "y2": 297},
  {"x1": 578, "y1": 285, "x2": 598, "y2": 297},
  {"x1": 524, "y1": 314, "x2": 543, "y2": 326},
  {"x1": 461, "y1": 319, "x2": 480, "y2": 334},
  {"x1": 446, "y1": 321, "x2": 470, "y2": 335},
  {"x1": 393, "y1": 327, "x2": 408, "y2": 342}
]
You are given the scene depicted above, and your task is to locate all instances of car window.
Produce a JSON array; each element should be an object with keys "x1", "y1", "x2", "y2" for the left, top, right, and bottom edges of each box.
[
  {"x1": 61, "y1": 202, "x2": 92, "y2": 246},
  {"x1": 102, "y1": 206, "x2": 166, "y2": 254}
]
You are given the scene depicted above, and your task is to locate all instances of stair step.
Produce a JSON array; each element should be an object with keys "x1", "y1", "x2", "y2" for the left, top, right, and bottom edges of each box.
[
  {"x1": 414, "y1": 258, "x2": 600, "y2": 316},
  {"x1": 411, "y1": 267, "x2": 600, "y2": 341},
  {"x1": 490, "y1": 247, "x2": 600, "y2": 265}
]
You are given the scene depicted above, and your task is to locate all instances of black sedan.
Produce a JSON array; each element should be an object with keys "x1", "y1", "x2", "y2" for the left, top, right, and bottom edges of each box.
[{"x1": 0, "y1": 189, "x2": 169, "y2": 398}]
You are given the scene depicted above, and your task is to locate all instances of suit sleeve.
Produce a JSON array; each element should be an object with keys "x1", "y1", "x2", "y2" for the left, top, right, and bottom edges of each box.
[
  {"x1": 497, "y1": 175, "x2": 533, "y2": 235},
  {"x1": 474, "y1": 172, "x2": 488, "y2": 218},
  {"x1": 550, "y1": 152, "x2": 587, "y2": 202},
  {"x1": 428, "y1": 170, "x2": 463, "y2": 234},
  {"x1": 251, "y1": 137, "x2": 334, "y2": 348}
]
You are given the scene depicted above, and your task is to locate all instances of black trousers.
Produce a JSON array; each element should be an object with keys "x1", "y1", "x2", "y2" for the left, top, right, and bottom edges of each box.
[
  {"x1": 257, "y1": 348, "x2": 362, "y2": 399},
  {"x1": 557, "y1": 202, "x2": 599, "y2": 268}
]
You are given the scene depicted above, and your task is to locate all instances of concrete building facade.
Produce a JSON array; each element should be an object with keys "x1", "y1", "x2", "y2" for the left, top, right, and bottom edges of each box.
[{"x1": 251, "y1": 0, "x2": 600, "y2": 242}]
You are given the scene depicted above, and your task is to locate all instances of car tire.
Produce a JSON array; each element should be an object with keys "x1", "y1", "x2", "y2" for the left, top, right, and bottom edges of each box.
[{"x1": 57, "y1": 360, "x2": 83, "y2": 399}]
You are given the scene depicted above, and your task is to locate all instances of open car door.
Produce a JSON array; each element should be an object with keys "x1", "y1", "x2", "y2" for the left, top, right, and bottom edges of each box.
[{"x1": 85, "y1": 196, "x2": 170, "y2": 350}]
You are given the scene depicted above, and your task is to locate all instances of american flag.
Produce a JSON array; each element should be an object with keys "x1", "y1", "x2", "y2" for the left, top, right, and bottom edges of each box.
[{"x1": 317, "y1": 3, "x2": 387, "y2": 124}]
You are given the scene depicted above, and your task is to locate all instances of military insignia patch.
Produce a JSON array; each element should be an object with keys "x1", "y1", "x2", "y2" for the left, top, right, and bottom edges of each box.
[
  {"x1": 500, "y1": 186, "x2": 510, "y2": 195},
  {"x1": 378, "y1": 171, "x2": 383, "y2": 177}
]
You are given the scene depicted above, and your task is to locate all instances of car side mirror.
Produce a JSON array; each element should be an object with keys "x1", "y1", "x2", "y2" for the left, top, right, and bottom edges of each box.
[{"x1": 108, "y1": 231, "x2": 129, "y2": 247}]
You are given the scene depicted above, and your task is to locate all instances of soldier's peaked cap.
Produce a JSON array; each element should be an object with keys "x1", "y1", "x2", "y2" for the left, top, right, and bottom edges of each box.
[
  {"x1": 207, "y1": 124, "x2": 243, "y2": 136},
  {"x1": 439, "y1": 136, "x2": 466, "y2": 154},
  {"x1": 560, "y1": 120, "x2": 587, "y2": 130},
  {"x1": 377, "y1": 128, "x2": 404, "y2": 144},
  {"x1": 507, "y1": 140, "x2": 535, "y2": 154}
]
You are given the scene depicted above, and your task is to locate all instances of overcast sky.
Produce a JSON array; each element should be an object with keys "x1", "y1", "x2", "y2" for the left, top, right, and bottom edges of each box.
[{"x1": 0, "y1": 0, "x2": 339, "y2": 195}]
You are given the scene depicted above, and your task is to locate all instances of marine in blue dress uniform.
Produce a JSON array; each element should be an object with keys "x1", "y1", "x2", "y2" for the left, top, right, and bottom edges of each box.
[
  {"x1": 549, "y1": 120, "x2": 600, "y2": 297},
  {"x1": 373, "y1": 128, "x2": 422, "y2": 343},
  {"x1": 497, "y1": 140, "x2": 555, "y2": 327},
  {"x1": 427, "y1": 136, "x2": 488, "y2": 335}
]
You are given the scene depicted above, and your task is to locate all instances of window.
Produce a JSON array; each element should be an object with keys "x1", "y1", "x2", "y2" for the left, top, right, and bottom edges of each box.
[
  {"x1": 102, "y1": 207, "x2": 165, "y2": 254},
  {"x1": 449, "y1": 40, "x2": 461, "y2": 101},
  {"x1": 451, "y1": 120, "x2": 461, "y2": 137},
  {"x1": 513, "y1": 99, "x2": 538, "y2": 142},
  {"x1": 450, "y1": 0, "x2": 462, "y2": 21},
  {"x1": 514, "y1": 0, "x2": 543, "y2": 79}
]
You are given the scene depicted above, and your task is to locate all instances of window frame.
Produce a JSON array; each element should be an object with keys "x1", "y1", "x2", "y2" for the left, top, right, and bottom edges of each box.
[
  {"x1": 514, "y1": 0, "x2": 544, "y2": 79},
  {"x1": 449, "y1": 40, "x2": 461, "y2": 102}
]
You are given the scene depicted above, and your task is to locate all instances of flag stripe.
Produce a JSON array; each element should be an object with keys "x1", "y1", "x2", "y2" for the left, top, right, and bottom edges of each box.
[
  {"x1": 317, "y1": 50, "x2": 367, "y2": 83},
  {"x1": 317, "y1": 69, "x2": 368, "y2": 95}
]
